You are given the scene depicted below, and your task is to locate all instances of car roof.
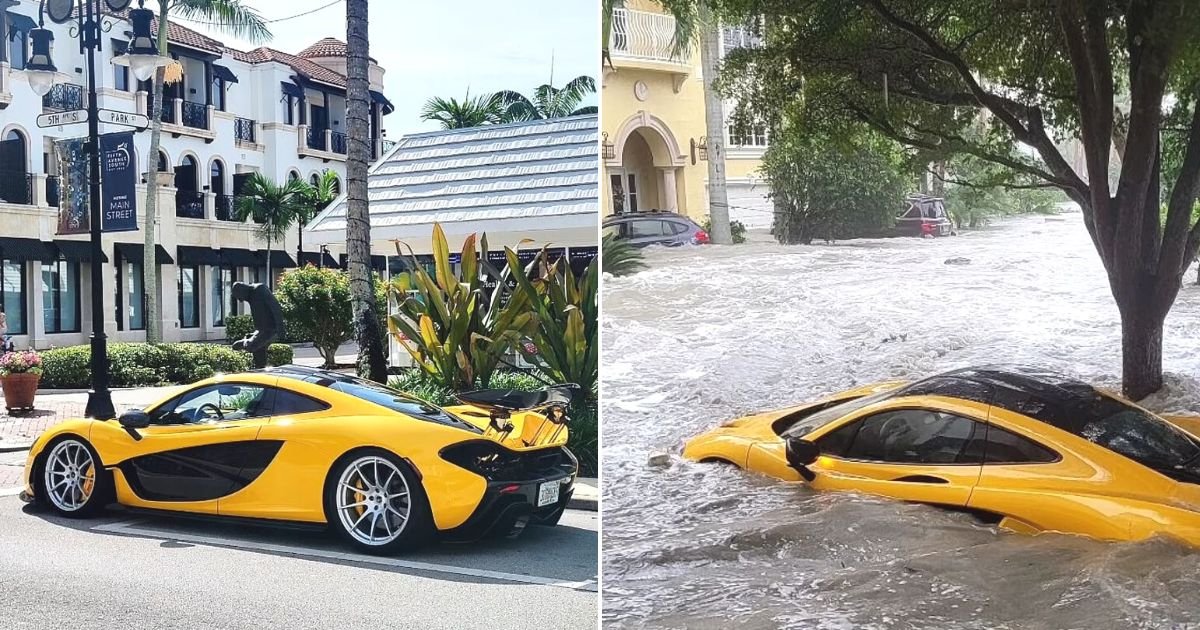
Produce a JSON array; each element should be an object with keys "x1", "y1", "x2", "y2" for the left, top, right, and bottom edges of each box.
[{"x1": 603, "y1": 211, "x2": 693, "y2": 223}]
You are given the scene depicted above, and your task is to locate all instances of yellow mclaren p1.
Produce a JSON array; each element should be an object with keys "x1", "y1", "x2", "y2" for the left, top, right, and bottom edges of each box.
[
  {"x1": 684, "y1": 365, "x2": 1200, "y2": 547},
  {"x1": 20, "y1": 366, "x2": 579, "y2": 554}
]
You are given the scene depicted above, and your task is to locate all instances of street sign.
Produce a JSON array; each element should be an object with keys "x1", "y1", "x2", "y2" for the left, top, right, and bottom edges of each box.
[
  {"x1": 36, "y1": 109, "x2": 88, "y2": 128},
  {"x1": 97, "y1": 109, "x2": 149, "y2": 130}
]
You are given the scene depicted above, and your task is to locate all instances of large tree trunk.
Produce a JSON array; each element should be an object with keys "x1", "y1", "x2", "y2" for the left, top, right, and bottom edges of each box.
[
  {"x1": 1120, "y1": 306, "x2": 1165, "y2": 400},
  {"x1": 143, "y1": 6, "x2": 169, "y2": 343},
  {"x1": 346, "y1": 0, "x2": 388, "y2": 383},
  {"x1": 698, "y1": 7, "x2": 732, "y2": 245}
]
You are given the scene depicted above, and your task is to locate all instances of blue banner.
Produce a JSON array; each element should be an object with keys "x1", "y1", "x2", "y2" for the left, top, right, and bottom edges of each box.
[
  {"x1": 100, "y1": 131, "x2": 137, "y2": 232},
  {"x1": 54, "y1": 138, "x2": 89, "y2": 235}
]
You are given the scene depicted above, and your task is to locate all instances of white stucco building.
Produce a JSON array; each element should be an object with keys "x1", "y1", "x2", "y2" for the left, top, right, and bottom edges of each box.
[{"x1": 0, "y1": 0, "x2": 395, "y2": 349}]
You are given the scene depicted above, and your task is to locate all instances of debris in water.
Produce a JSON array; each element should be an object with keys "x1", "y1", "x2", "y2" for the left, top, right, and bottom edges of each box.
[
  {"x1": 881, "y1": 333, "x2": 909, "y2": 343},
  {"x1": 647, "y1": 453, "x2": 671, "y2": 468},
  {"x1": 944, "y1": 256, "x2": 972, "y2": 265}
]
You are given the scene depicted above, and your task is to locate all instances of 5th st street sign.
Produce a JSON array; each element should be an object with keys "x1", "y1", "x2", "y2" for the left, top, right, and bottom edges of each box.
[{"x1": 36, "y1": 109, "x2": 87, "y2": 128}]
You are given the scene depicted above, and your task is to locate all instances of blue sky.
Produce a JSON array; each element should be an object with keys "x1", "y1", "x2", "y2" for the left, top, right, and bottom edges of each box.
[{"x1": 182, "y1": 0, "x2": 599, "y2": 137}]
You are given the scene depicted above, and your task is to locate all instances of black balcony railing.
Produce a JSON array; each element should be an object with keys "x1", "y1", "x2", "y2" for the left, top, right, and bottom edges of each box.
[
  {"x1": 43, "y1": 83, "x2": 84, "y2": 111},
  {"x1": 306, "y1": 126, "x2": 325, "y2": 150},
  {"x1": 216, "y1": 194, "x2": 238, "y2": 221},
  {"x1": 152, "y1": 95, "x2": 176, "y2": 124},
  {"x1": 181, "y1": 101, "x2": 208, "y2": 130},
  {"x1": 234, "y1": 117, "x2": 256, "y2": 143},
  {"x1": 46, "y1": 175, "x2": 60, "y2": 208},
  {"x1": 330, "y1": 131, "x2": 348, "y2": 155},
  {"x1": 176, "y1": 190, "x2": 205, "y2": 219},
  {"x1": 0, "y1": 172, "x2": 33, "y2": 205}
]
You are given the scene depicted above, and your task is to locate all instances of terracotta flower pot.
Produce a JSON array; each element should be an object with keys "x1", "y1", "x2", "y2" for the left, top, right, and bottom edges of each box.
[{"x1": 1, "y1": 373, "x2": 39, "y2": 411}]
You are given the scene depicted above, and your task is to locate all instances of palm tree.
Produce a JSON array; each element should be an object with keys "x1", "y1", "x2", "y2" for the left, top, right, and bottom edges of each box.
[
  {"x1": 496, "y1": 76, "x2": 597, "y2": 122},
  {"x1": 233, "y1": 174, "x2": 304, "y2": 290},
  {"x1": 600, "y1": 0, "x2": 731, "y2": 243},
  {"x1": 420, "y1": 92, "x2": 506, "y2": 129},
  {"x1": 297, "y1": 170, "x2": 339, "y2": 264},
  {"x1": 140, "y1": 0, "x2": 270, "y2": 342},
  {"x1": 346, "y1": 0, "x2": 388, "y2": 383}
]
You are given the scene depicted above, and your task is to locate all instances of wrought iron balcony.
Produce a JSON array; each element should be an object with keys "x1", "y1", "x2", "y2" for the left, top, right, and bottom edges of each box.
[
  {"x1": 215, "y1": 194, "x2": 238, "y2": 221},
  {"x1": 43, "y1": 83, "x2": 85, "y2": 111},
  {"x1": 175, "y1": 190, "x2": 205, "y2": 219},
  {"x1": 181, "y1": 101, "x2": 208, "y2": 130},
  {"x1": 306, "y1": 126, "x2": 325, "y2": 150},
  {"x1": 0, "y1": 172, "x2": 33, "y2": 205},
  {"x1": 330, "y1": 131, "x2": 348, "y2": 155},
  {"x1": 46, "y1": 175, "x2": 60, "y2": 208},
  {"x1": 234, "y1": 117, "x2": 256, "y2": 143}
]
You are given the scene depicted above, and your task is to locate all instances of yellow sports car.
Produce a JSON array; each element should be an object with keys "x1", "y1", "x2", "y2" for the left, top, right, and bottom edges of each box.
[
  {"x1": 684, "y1": 365, "x2": 1200, "y2": 547},
  {"x1": 20, "y1": 366, "x2": 578, "y2": 554}
]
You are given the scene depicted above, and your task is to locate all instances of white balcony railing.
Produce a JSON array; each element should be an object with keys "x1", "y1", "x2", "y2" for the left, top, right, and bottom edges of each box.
[{"x1": 609, "y1": 8, "x2": 686, "y2": 65}]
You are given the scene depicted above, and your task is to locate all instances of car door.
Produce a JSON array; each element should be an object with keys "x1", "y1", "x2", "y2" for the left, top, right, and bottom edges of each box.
[
  {"x1": 806, "y1": 406, "x2": 985, "y2": 507},
  {"x1": 627, "y1": 219, "x2": 675, "y2": 247},
  {"x1": 98, "y1": 380, "x2": 278, "y2": 514}
]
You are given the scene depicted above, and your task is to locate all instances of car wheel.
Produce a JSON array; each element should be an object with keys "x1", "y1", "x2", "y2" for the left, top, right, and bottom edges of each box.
[
  {"x1": 324, "y1": 449, "x2": 433, "y2": 554},
  {"x1": 36, "y1": 437, "x2": 112, "y2": 518}
]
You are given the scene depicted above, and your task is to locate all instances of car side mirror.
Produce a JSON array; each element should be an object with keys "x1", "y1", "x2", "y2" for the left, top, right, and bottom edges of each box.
[
  {"x1": 784, "y1": 437, "x2": 819, "y2": 482},
  {"x1": 118, "y1": 410, "x2": 150, "y2": 440}
]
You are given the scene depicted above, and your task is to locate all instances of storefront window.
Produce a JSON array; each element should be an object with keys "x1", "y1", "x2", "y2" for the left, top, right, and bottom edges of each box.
[
  {"x1": 127, "y1": 260, "x2": 145, "y2": 331},
  {"x1": 1, "y1": 259, "x2": 27, "y2": 335},
  {"x1": 42, "y1": 259, "x2": 80, "y2": 334},
  {"x1": 211, "y1": 266, "x2": 233, "y2": 326},
  {"x1": 179, "y1": 265, "x2": 199, "y2": 329}
]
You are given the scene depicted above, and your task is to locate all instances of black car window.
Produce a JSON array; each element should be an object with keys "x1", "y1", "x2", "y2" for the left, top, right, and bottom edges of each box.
[
  {"x1": 150, "y1": 382, "x2": 273, "y2": 425},
  {"x1": 271, "y1": 389, "x2": 330, "y2": 416},
  {"x1": 629, "y1": 220, "x2": 667, "y2": 237},
  {"x1": 840, "y1": 409, "x2": 981, "y2": 464},
  {"x1": 666, "y1": 220, "x2": 689, "y2": 235},
  {"x1": 978, "y1": 424, "x2": 1059, "y2": 464},
  {"x1": 323, "y1": 376, "x2": 482, "y2": 433}
]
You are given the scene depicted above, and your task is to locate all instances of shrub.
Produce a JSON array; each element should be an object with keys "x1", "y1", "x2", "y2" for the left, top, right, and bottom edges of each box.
[
  {"x1": 702, "y1": 218, "x2": 748, "y2": 244},
  {"x1": 267, "y1": 343, "x2": 294, "y2": 366},
  {"x1": 224, "y1": 314, "x2": 255, "y2": 342},
  {"x1": 40, "y1": 343, "x2": 252, "y2": 389},
  {"x1": 275, "y1": 266, "x2": 352, "y2": 367}
]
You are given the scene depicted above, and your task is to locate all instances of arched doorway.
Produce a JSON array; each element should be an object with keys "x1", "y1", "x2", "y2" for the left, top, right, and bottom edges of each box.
[
  {"x1": 175, "y1": 155, "x2": 202, "y2": 218},
  {"x1": 607, "y1": 112, "x2": 685, "y2": 215},
  {"x1": 0, "y1": 129, "x2": 29, "y2": 204},
  {"x1": 211, "y1": 159, "x2": 230, "y2": 220}
]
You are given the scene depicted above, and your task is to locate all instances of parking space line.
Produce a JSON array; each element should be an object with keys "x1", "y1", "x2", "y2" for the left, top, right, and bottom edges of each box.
[
  {"x1": 0, "y1": 487, "x2": 23, "y2": 497},
  {"x1": 91, "y1": 519, "x2": 598, "y2": 592}
]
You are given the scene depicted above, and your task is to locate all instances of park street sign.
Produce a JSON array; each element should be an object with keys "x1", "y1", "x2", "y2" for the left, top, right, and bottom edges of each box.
[
  {"x1": 36, "y1": 109, "x2": 88, "y2": 128},
  {"x1": 97, "y1": 109, "x2": 149, "y2": 130}
]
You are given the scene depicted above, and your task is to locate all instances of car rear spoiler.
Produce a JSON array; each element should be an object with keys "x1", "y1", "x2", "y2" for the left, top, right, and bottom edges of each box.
[{"x1": 454, "y1": 384, "x2": 580, "y2": 443}]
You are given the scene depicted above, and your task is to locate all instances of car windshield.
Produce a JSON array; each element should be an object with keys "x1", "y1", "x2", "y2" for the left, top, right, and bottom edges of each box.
[
  {"x1": 320, "y1": 374, "x2": 482, "y2": 433},
  {"x1": 1066, "y1": 394, "x2": 1200, "y2": 478},
  {"x1": 780, "y1": 389, "x2": 897, "y2": 439}
]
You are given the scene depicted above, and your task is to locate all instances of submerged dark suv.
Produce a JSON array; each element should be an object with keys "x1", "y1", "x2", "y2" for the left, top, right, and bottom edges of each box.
[
  {"x1": 895, "y1": 194, "x2": 953, "y2": 237},
  {"x1": 603, "y1": 211, "x2": 711, "y2": 248}
]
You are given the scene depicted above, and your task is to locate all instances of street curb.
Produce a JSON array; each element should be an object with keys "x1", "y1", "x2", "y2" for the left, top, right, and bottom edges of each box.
[
  {"x1": 567, "y1": 495, "x2": 597, "y2": 512},
  {"x1": 0, "y1": 443, "x2": 32, "y2": 453}
]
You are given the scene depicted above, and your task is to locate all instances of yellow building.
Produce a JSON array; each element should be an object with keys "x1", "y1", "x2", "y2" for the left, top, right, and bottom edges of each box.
[{"x1": 602, "y1": 2, "x2": 772, "y2": 228}]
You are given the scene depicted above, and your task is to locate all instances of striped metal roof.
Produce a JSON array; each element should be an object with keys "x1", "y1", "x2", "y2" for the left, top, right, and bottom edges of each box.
[{"x1": 305, "y1": 115, "x2": 598, "y2": 236}]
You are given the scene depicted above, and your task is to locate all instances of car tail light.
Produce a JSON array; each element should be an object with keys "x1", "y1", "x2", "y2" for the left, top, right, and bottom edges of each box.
[
  {"x1": 921, "y1": 222, "x2": 934, "y2": 234},
  {"x1": 694, "y1": 229, "x2": 710, "y2": 244}
]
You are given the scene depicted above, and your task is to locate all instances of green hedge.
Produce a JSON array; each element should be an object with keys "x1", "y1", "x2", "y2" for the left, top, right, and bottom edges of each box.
[
  {"x1": 267, "y1": 343, "x2": 293, "y2": 366},
  {"x1": 224, "y1": 314, "x2": 254, "y2": 342},
  {"x1": 388, "y1": 368, "x2": 598, "y2": 477},
  {"x1": 41, "y1": 343, "x2": 253, "y2": 389}
]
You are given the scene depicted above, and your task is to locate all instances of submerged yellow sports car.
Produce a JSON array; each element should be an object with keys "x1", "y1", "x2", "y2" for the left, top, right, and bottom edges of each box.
[
  {"x1": 685, "y1": 366, "x2": 1200, "y2": 547},
  {"x1": 21, "y1": 366, "x2": 578, "y2": 554}
]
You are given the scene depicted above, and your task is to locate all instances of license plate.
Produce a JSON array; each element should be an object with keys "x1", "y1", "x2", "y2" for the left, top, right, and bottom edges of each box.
[{"x1": 536, "y1": 481, "x2": 559, "y2": 507}]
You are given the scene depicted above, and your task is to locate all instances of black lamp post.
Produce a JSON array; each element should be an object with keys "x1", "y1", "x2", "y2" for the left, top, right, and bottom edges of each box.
[{"x1": 25, "y1": 0, "x2": 166, "y2": 419}]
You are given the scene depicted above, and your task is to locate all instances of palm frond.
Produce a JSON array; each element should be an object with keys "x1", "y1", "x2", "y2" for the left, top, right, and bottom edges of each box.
[
  {"x1": 172, "y1": 0, "x2": 272, "y2": 43},
  {"x1": 653, "y1": 0, "x2": 699, "y2": 59},
  {"x1": 602, "y1": 233, "x2": 646, "y2": 277}
]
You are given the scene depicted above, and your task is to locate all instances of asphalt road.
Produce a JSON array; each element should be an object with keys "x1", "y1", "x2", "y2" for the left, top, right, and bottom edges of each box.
[{"x1": 0, "y1": 496, "x2": 597, "y2": 629}]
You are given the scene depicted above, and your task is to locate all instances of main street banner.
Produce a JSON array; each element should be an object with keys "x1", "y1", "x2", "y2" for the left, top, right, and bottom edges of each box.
[{"x1": 99, "y1": 131, "x2": 137, "y2": 232}]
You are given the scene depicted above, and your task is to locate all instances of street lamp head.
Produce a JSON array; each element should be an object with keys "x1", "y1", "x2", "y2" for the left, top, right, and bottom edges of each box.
[
  {"x1": 112, "y1": 7, "x2": 168, "y2": 82},
  {"x1": 25, "y1": 28, "x2": 57, "y2": 97}
]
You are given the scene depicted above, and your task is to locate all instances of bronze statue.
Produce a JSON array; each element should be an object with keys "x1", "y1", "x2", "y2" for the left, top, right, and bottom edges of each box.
[{"x1": 230, "y1": 281, "x2": 283, "y2": 369}]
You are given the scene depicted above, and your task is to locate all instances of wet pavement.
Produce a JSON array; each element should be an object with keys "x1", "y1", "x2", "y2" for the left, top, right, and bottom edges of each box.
[{"x1": 601, "y1": 214, "x2": 1200, "y2": 629}]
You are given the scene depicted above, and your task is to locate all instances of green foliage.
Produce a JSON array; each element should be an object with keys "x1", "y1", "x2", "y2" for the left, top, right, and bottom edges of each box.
[
  {"x1": 275, "y1": 266, "x2": 353, "y2": 368},
  {"x1": 703, "y1": 218, "x2": 747, "y2": 243},
  {"x1": 40, "y1": 343, "x2": 252, "y2": 389},
  {"x1": 601, "y1": 232, "x2": 646, "y2": 276},
  {"x1": 388, "y1": 224, "x2": 538, "y2": 391},
  {"x1": 267, "y1": 343, "x2": 293, "y2": 367},
  {"x1": 763, "y1": 126, "x2": 909, "y2": 244},
  {"x1": 941, "y1": 153, "x2": 1066, "y2": 229},
  {"x1": 420, "y1": 91, "x2": 506, "y2": 129},
  {"x1": 233, "y1": 174, "x2": 307, "y2": 286},
  {"x1": 511, "y1": 250, "x2": 599, "y2": 401},
  {"x1": 495, "y1": 76, "x2": 597, "y2": 121},
  {"x1": 224, "y1": 314, "x2": 255, "y2": 342}
]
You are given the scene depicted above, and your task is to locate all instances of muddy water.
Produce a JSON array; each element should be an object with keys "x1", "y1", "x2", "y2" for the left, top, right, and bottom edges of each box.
[{"x1": 601, "y1": 215, "x2": 1200, "y2": 629}]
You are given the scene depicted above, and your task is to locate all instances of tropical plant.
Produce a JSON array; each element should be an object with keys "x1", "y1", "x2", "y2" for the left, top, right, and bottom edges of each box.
[
  {"x1": 233, "y1": 174, "x2": 305, "y2": 289},
  {"x1": 346, "y1": 0, "x2": 388, "y2": 383},
  {"x1": 275, "y1": 266, "x2": 353, "y2": 369},
  {"x1": 511, "y1": 251, "x2": 599, "y2": 401},
  {"x1": 419, "y1": 91, "x2": 506, "y2": 129},
  {"x1": 297, "y1": 170, "x2": 339, "y2": 263},
  {"x1": 496, "y1": 76, "x2": 598, "y2": 122},
  {"x1": 388, "y1": 224, "x2": 537, "y2": 391},
  {"x1": 601, "y1": 232, "x2": 646, "y2": 277},
  {"x1": 141, "y1": 0, "x2": 270, "y2": 343},
  {"x1": 702, "y1": 218, "x2": 746, "y2": 243}
]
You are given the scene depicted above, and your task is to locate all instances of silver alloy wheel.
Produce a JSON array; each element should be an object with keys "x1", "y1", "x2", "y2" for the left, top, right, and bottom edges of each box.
[
  {"x1": 335, "y1": 455, "x2": 412, "y2": 546},
  {"x1": 44, "y1": 440, "x2": 96, "y2": 512}
]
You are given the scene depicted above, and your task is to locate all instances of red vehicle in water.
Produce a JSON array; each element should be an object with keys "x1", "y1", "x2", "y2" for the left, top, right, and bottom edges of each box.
[{"x1": 895, "y1": 194, "x2": 954, "y2": 238}]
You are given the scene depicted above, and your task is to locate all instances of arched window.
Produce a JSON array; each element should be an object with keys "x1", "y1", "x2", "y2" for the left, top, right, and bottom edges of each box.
[
  {"x1": 310, "y1": 173, "x2": 320, "y2": 187},
  {"x1": 287, "y1": 170, "x2": 301, "y2": 182},
  {"x1": 179, "y1": 155, "x2": 199, "y2": 189},
  {"x1": 0, "y1": 129, "x2": 29, "y2": 203},
  {"x1": 210, "y1": 159, "x2": 225, "y2": 195},
  {"x1": 157, "y1": 149, "x2": 168, "y2": 173}
]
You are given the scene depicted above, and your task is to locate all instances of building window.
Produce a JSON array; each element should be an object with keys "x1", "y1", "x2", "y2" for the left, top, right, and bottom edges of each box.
[
  {"x1": 113, "y1": 40, "x2": 130, "y2": 91},
  {"x1": 178, "y1": 265, "x2": 199, "y2": 329},
  {"x1": 212, "y1": 75, "x2": 225, "y2": 111},
  {"x1": 125, "y1": 260, "x2": 145, "y2": 331},
  {"x1": 721, "y1": 21, "x2": 762, "y2": 55},
  {"x1": 9, "y1": 29, "x2": 28, "y2": 71},
  {"x1": 211, "y1": 265, "x2": 234, "y2": 326},
  {"x1": 1, "y1": 259, "x2": 27, "y2": 336},
  {"x1": 283, "y1": 94, "x2": 297, "y2": 125},
  {"x1": 728, "y1": 119, "x2": 769, "y2": 147},
  {"x1": 42, "y1": 258, "x2": 80, "y2": 334}
]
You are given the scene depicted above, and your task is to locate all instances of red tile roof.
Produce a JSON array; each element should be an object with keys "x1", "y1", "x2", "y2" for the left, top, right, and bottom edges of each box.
[
  {"x1": 299, "y1": 38, "x2": 346, "y2": 58},
  {"x1": 231, "y1": 46, "x2": 348, "y2": 88},
  {"x1": 104, "y1": 8, "x2": 224, "y2": 54}
]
